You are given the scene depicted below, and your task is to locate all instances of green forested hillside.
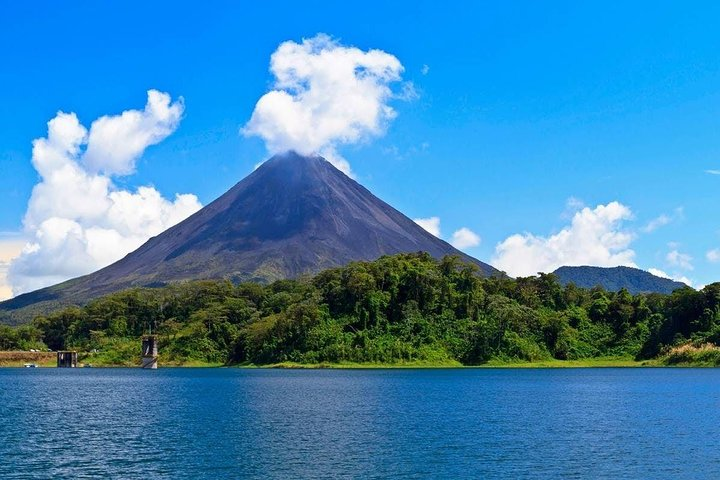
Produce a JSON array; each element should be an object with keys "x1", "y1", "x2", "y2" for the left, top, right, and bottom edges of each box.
[{"x1": 3, "y1": 253, "x2": 720, "y2": 366}]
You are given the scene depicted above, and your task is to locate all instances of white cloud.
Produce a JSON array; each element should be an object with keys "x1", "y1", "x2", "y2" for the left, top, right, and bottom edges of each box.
[
  {"x1": 649, "y1": 267, "x2": 692, "y2": 287},
  {"x1": 0, "y1": 263, "x2": 11, "y2": 301},
  {"x1": 397, "y1": 82, "x2": 419, "y2": 101},
  {"x1": 706, "y1": 169, "x2": 720, "y2": 175},
  {"x1": 492, "y1": 201, "x2": 636, "y2": 277},
  {"x1": 642, "y1": 207, "x2": 683, "y2": 233},
  {"x1": 83, "y1": 90, "x2": 184, "y2": 175},
  {"x1": 414, "y1": 217, "x2": 441, "y2": 237},
  {"x1": 0, "y1": 238, "x2": 26, "y2": 301},
  {"x1": 560, "y1": 197, "x2": 586, "y2": 220},
  {"x1": 708, "y1": 249, "x2": 720, "y2": 263},
  {"x1": 648, "y1": 268, "x2": 671, "y2": 279},
  {"x1": 382, "y1": 141, "x2": 430, "y2": 160},
  {"x1": 421, "y1": 64, "x2": 430, "y2": 75},
  {"x1": 451, "y1": 227, "x2": 481, "y2": 249},
  {"x1": 642, "y1": 214, "x2": 671, "y2": 233},
  {"x1": 565, "y1": 196, "x2": 585, "y2": 210},
  {"x1": 676, "y1": 276, "x2": 694, "y2": 287},
  {"x1": 651, "y1": 245, "x2": 695, "y2": 286},
  {"x1": 412, "y1": 217, "x2": 480, "y2": 250},
  {"x1": 243, "y1": 34, "x2": 408, "y2": 176},
  {"x1": 666, "y1": 249, "x2": 693, "y2": 271},
  {"x1": 7, "y1": 91, "x2": 201, "y2": 297}
]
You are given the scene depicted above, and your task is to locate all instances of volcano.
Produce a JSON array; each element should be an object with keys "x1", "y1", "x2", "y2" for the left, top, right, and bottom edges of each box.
[{"x1": 1, "y1": 151, "x2": 499, "y2": 323}]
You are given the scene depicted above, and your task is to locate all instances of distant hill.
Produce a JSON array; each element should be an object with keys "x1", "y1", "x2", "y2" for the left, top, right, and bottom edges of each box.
[
  {"x1": 0, "y1": 151, "x2": 499, "y2": 324},
  {"x1": 553, "y1": 265, "x2": 687, "y2": 294}
]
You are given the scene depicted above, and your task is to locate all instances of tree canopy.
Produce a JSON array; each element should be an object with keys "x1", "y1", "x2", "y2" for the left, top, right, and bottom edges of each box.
[{"x1": 4, "y1": 253, "x2": 719, "y2": 366}]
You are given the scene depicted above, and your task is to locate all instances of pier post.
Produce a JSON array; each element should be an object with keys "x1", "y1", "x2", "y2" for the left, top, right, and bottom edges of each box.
[
  {"x1": 141, "y1": 335, "x2": 158, "y2": 369},
  {"x1": 57, "y1": 351, "x2": 77, "y2": 368}
]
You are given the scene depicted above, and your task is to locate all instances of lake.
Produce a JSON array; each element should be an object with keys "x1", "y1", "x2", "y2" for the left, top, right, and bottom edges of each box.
[{"x1": 0, "y1": 368, "x2": 719, "y2": 479}]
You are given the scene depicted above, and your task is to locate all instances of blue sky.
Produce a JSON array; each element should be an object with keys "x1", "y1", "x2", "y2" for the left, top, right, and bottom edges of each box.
[{"x1": 1, "y1": 0, "x2": 719, "y2": 297}]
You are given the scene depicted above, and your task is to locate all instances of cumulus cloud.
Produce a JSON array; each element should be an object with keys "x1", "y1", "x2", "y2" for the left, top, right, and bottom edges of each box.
[
  {"x1": 413, "y1": 216, "x2": 480, "y2": 250},
  {"x1": 7, "y1": 91, "x2": 201, "y2": 296},
  {"x1": 414, "y1": 217, "x2": 441, "y2": 237},
  {"x1": 707, "y1": 249, "x2": 720, "y2": 263},
  {"x1": 0, "y1": 262, "x2": 10, "y2": 301},
  {"x1": 451, "y1": 227, "x2": 481, "y2": 249},
  {"x1": 666, "y1": 248, "x2": 693, "y2": 270},
  {"x1": 243, "y1": 34, "x2": 408, "y2": 176},
  {"x1": 492, "y1": 202, "x2": 636, "y2": 277},
  {"x1": 0, "y1": 238, "x2": 25, "y2": 301},
  {"x1": 83, "y1": 90, "x2": 183, "y2": 175}
]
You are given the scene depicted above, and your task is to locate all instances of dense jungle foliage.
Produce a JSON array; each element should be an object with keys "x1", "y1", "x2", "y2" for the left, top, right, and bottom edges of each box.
[{"x1": 2, "y1": 253, "x2": 719, "y2": 365}]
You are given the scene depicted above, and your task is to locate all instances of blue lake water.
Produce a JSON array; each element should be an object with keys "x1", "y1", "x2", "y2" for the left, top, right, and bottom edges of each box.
[{"x1": 1, "y1": 368, "x2": 719, "y2": 479}]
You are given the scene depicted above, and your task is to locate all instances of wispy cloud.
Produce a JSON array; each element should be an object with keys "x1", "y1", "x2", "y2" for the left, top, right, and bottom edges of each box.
[
  {"x1": 666, "y1": 248, "x2": 693, "y2": 271},
  {"x1": 561, "y1": 196, "x2": 585, "y2": 220},
  {"x1": 642, "y1": 207, "x2": 683, "y2": 233},
  {"x1": 707, "y1": 249, "x2": 720, "y2": 263},
  {"x1": 705, "y1": 169, "x2": 720, "y2": 175},
  {"x1": 382, "y1": 141, "x2": 430, "y2": 160},
  {"x1": 642, "y1": 214, "x2": 671, "y2": 233}
]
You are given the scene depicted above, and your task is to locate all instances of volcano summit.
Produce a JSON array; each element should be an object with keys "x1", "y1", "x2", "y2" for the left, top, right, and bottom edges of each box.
[{"x1": 1, "y1": 152, "x2": 499, "y2": 323}]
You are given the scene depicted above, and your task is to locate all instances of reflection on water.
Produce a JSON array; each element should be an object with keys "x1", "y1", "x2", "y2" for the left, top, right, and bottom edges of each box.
[{"x1": 1, "y1": 368, "x2": 719, "y2": 479}]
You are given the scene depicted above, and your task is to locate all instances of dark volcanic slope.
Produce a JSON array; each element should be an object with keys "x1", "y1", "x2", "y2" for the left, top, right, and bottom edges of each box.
[
  {"x1": 1, "y1": 152, "x2": 499, "y2": 323},
  {"x1": 553, "y1": 265, "x2": 687, "y2": 294}
]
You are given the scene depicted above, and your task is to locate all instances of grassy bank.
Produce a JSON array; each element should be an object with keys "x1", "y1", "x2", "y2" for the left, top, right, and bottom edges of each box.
[
  {"x1": 0, "y1": 352, "x2": 647, "y2": 368},
  {"x1": 0, "y1": 351, "x2": 56, "y2": 367},
  {"x1": 480, "y1": 356, "x2": 651, "y2": 368},
  {"x1": 5, "y1": 352, "x2": 720, "y2": 368},
  {"x1": 259, "y1": 357, "x2": 650, "y2": 368},
  {"x1": 259, "y1": 359, "x2": 464, "y2": 369},
  {"x1": 658, "y1": 343, "x2": 720, "y2": 367}
]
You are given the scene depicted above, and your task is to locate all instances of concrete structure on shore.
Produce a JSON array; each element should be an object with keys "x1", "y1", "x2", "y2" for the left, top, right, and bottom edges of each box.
[
  {"x1": 141, "y1": 336, "x2": 158, "y2": 369},
  {"x1": 57, "y1": 351, "x2": 77, "y2": 368}
]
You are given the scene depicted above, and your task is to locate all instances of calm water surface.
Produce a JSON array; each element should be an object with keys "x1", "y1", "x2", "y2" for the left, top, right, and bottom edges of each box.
[{"x1": 0, "y1": 368, "x2": 719, "y2": 479}]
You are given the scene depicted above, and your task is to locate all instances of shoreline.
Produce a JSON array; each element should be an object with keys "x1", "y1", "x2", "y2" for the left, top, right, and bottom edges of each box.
[
  {"x1": 2, "y1": 352, "x2": 715, "y2": 368},
  {"x1": 258, "y1": 358, "x2": 656, "y2": 369}
]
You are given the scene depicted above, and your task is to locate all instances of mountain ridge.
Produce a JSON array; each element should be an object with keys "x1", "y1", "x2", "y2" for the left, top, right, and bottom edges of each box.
[{"x1": 552, "y1": 265, "x2": 688, "y2": 294}]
